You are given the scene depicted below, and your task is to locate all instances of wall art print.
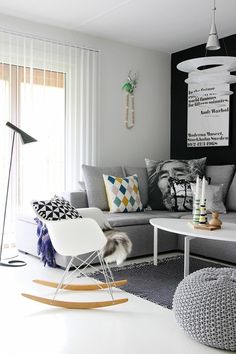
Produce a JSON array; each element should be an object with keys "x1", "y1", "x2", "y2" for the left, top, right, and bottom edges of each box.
[{"x1": 187, "y1": 83, "x2": 230, "y2": 148}]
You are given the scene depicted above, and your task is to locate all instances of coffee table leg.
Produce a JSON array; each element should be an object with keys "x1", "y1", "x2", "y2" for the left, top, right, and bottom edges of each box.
[
  {"x1": 154, "y1": 227, "x2": 158, "y2": 265},
  {"x1": 184, "y1": 236, "x2": 195, "y2": 277}
]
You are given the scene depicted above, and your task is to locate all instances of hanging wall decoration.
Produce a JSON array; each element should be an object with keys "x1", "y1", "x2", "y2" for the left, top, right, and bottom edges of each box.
[{"x1": 122, "y1": 71, "x2": 137, "y2": 129}]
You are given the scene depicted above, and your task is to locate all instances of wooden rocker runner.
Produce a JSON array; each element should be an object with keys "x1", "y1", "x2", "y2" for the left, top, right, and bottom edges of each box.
[
  {"x1": 32, "y1": 278, "x2": 127, "y2": 290},
  {"x1": 22, "y1": 213, "x2": 129, "y2": 309},
  {"x1": 22, "y1": 294, "x2": 128, "y2": 309}
]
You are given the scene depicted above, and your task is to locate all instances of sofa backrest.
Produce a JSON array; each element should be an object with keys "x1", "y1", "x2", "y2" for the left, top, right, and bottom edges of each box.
[
  {"x1": 226, "y1": 171, "x2": 236, "y2": 211},
  {"x1": 76, "y1": 163, "x2": 236, "y2": 212},
  {"x1": 82, "y1": 165, "x2": 124, "y2": 210},
  {"x1": 63, "y1": 191, "x2": 88, "y2": 208}
]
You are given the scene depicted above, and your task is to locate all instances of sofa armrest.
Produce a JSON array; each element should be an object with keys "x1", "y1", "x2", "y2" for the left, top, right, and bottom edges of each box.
[
  {"x1": 78, "y1": 207, "x2": 111, "y2": 230},
  {"x1": 62, "y1": 191, "x2": 88, "y2": 208}
]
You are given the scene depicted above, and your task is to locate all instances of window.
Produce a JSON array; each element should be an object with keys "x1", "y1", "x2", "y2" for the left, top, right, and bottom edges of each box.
[
  {"x1": 0, "y1": 31, "x2": 99, "y2": 246},
  {"x1": 0, "y1": 63, "x2": 65, "y2": 241}
]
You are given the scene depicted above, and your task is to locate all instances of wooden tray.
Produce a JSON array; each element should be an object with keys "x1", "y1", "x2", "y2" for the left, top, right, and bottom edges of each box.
[{"x1": 189, "y1": 222, "x2": 221, "y2": 231}]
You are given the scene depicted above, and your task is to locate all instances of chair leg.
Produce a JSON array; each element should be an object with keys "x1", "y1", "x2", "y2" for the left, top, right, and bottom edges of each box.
[
  {"x1": 53, "y1": 256, "x2": 74, "y2": 300},
  {"x1": 98, "y1": 251, "x2": 114, "y2": 302},
  {"x1": 54, "y1": 251, "x2": 114, "y2": 295},
  {"x1": 63, "y1": 251, "x2": 98, "y2": 286},
  {"x1": 105, "y1": 260, "x2": 115, "y2": 285}
]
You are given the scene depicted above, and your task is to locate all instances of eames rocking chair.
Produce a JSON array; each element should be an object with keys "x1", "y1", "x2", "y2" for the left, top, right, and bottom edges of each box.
[{"x1": 22, "y1": 208, "x2": 128, "y2": 309}]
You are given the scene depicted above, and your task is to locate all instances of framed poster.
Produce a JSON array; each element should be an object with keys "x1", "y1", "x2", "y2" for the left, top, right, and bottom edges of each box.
[{"x1": 187, "y1": 84, "x2": 230, "y2": 148}]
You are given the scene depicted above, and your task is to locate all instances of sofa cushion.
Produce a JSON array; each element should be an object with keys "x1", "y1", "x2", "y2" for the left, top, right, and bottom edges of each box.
[
  {"x1": 104, "y1": 210, "x2": 189, "y2": 228},
  {"x1": 82, "y1": 165, "x2": 124, "y2": 210},
  {"x1": 145, "y1": 157, "x2": 206, "y2": 211},
  {"x1": 124, "y1": 166, "x2": 149, "y2": 207},
  {"x1": 206, "y1": 164, "x2": 235, "y2": 201},
  {"x1": 32, "y1": 196, "x2": 82, "y2": 221},
  {"x1": 226, "y1": 171, "x2": 236, "y2": 211},
  {"x1": 103, "y1": 174, "x2": 143, "y2": 213},
  {"x1": 191, "y1": 183, "x2": 226, "y2": 214}
]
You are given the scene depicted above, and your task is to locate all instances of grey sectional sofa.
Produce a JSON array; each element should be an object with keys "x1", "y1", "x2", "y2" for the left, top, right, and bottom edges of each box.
[
  {"x1": 63, "y1": 163, "x2": 236, "y2": 264},
  {"x1": 16, "y1": 163, "x2": 236, "y2": 267}
]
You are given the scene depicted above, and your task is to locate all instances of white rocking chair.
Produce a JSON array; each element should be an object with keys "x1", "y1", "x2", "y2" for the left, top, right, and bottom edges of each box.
[{"x1": 22, "y1": 208, "x2": 128, "y2": 309}]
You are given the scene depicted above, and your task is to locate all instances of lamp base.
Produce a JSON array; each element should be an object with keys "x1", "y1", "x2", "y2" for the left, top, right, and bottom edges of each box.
[{"x1": 0, "y1": 259, "x2": 27, "y2": 267}]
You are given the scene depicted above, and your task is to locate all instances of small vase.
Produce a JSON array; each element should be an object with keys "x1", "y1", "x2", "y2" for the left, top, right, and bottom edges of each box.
[{"x1": 209, "y1": 212, "x2": 222, "y2": 227}]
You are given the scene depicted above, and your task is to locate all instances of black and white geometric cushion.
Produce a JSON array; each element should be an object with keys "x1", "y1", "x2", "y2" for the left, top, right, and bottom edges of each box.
[{"x1": 32, "y1": 196, "x2": 82, "y2": 221}]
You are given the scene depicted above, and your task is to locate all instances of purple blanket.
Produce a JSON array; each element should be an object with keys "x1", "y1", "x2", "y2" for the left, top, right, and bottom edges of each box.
[{"x1": 35, "y1": 218, "x2": 57, "y2": 267}]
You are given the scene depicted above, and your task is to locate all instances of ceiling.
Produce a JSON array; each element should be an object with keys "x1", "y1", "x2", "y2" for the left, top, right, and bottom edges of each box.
[{"x1": 0, "y1": 0, "x2": 235, "y2": 53}]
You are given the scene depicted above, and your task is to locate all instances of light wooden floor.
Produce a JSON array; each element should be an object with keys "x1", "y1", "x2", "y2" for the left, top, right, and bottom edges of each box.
[{"x1": 0, "y1": 252, "x2": 231, "y2": 354}]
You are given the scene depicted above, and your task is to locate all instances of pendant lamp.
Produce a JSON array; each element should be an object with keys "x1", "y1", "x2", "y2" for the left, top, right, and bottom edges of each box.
[
  {"x1": 177, "y1": 0, "x2": 236, "y2": 96},
  {"x1": 206, "y1": 0, "x2": 220, "y2": 50}
]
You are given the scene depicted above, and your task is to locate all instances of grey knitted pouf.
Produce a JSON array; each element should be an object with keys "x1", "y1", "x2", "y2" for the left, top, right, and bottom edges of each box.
[{"x1": 173, "y1": 267, "x2": 236, "y2": 351}]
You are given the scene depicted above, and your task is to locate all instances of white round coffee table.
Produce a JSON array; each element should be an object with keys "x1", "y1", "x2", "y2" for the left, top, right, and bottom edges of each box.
[{"x1": 150, "y1": 218, "x2": 236, "y2": 277}]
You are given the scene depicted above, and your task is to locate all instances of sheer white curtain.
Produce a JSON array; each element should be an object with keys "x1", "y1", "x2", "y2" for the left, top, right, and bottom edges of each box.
[
  {"x1": 0, "y1": 31, "x2": 99, "y2": 238},
  {"x1": 65, "y1": 47, "x2": 99, "y2": 190}
]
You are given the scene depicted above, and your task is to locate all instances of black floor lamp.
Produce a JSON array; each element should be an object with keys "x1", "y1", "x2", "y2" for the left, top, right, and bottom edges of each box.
[{"x1": 0, "y1": 122, "x2": 37, "y2": 267}]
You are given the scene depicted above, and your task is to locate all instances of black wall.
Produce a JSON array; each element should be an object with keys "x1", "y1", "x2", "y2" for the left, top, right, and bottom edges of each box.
[{"x1": 171, "y1": 34, "x2": 236, "y2": 165}]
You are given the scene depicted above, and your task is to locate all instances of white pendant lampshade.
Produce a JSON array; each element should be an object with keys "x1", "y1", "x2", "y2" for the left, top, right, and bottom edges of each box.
[
  {"x1": 177, "y1": 0, "x2": 236, "y2": 95},
  {"x1": 206, "y1": 26, "x2": 220, "y2": 50},
  {"x1": 206, "y1": 0, "x2": 220, "y2": 50},
  {"x1": 177, "y1": 56, "x2": 236, "y2": 95}
]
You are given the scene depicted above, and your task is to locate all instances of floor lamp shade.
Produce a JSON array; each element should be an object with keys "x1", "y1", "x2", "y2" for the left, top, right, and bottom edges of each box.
[
  {"x1": 0, "y1": 122, "x2": 37, "y2": 267},
  {"x1": 6, "y1": 122, "x2": 37, "y2": 144}
]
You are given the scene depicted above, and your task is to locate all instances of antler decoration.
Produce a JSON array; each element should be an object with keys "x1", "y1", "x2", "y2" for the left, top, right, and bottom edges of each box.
[{"x1": 122, "y1": 71, "x2": 138, "y2": 129}]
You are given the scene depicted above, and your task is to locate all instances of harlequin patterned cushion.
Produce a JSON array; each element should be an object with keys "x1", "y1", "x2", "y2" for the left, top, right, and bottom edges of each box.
[
  {"x1": 32, "y1": 195, "x2": 82, "y2": 221},
  {"x1": 103, "y1": 174, "x2": 143, "y2": 213}
]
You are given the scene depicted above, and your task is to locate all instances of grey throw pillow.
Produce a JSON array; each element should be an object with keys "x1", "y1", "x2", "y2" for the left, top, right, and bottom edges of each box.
[
  {"x1": 191, "y1": 183, "x2": 226, "y2": 214},
  {"x1": 226, "y1": 171, "x2": 236, "y2": 211},
  {"x1": 82, "y1": 165, "x2": 124, "y2": 210},
  {"x1": 145, "y1": 157, "x2": 207, "y2": 211},
  {"x1": 124, "y1": 166, "x2": 149, "y2": 208},
  {"x1": 206, "y1": 164, "x2": 236, "y2": 202}
]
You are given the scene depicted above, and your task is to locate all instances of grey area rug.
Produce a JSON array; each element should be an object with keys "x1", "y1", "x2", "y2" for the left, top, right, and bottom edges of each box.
[{"x1": 92, "y1": 255, "x2": 226, "y2": 309}]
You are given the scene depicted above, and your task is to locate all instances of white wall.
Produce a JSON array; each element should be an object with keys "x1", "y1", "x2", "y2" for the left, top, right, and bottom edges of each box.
[{"x1": 0, "y1": 14, "x2": 171, "y2": 167}]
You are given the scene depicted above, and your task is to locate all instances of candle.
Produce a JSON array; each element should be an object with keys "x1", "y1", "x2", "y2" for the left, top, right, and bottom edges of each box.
[
  {"x1": 195, "y1": 175, "x2": 200, "y2": 200},
  {"x1": 201, "y1": 177, "x2": 206, "y2": 204}
]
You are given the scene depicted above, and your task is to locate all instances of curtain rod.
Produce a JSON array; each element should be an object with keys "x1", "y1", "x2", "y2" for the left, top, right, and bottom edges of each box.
[{"x1": 0, "y1": 27, "x2": 100, "y2": 53}]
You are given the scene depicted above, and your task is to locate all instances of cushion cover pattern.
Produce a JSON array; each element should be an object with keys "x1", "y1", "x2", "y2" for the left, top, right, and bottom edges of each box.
[
  {"x1": 103, "y1": 174, "x2": 143, "y2": 213},
  {"x1": 173, "y1": 267, "x2": 236, "y2": 351},
  {"x1": 167, "y1": 178, "x2": 193, "y2": 211},
  {"x1": 32, "y1": 196, "x2": 81, "y2": 221},
  {"x1": 168, "y1": 177, "x2": 211, "y2": 212},
  {"x1": 145, "y1": 157, "x2": 207, "y2": 211},
  {"x1": 124, "y1": 166, "x2": 149, "y2": 208}
]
